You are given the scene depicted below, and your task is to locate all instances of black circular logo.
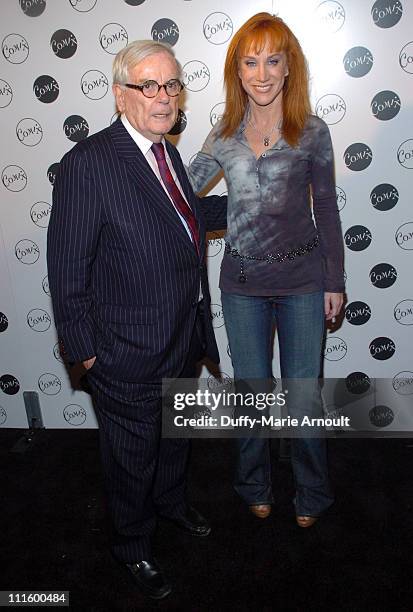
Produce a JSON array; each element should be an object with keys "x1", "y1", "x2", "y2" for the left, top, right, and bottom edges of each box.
[
  {"x1": 50, "y1": 29, "x2": 77, "y2": 59},
  {"x1": 369, "y1": 337, "x2": 396, "y2": 360},
  {"x1": 15, "y1": 239, "x2": 40, "y2": 264},
  {"x1": 324, "y1": 336, "x2": 347, "y2": 361},
  {"x1": 316, "y1": 1, "x2": 345, "y2": 32},
  {"x1": 370, "y1": 263, "x2": 397, "y2": 288},
  {"x1": 345, "y1": 372, "x2": 371, "y2": 395},
  {"x1": 33, "y1": 75, "x2": 59, "y2": 103},
  {"x1": 343, "y1": 46, "x2": 373, "y2": 78},
  {"x1": 397, "y1": 139, "x2": 413, "y2": 169},
  {"x1": 30, "y1": 201, "x2": 52, "y2": 228},
  {"x1": 168, "y1": 110, "x2": 187, "y2": 136},
  {"x1": 20, "y1": 0, "x2": 46, "y2": 17},
  {"x1": 63, "y1": 115, "x2": 89, "y2": 142},
  {"x1": 315, "y1": 94, "x2": 346, "y2": 125},
  {"x1": 370, "y1": 183, "x2": 398, "y2": 211},
  {"x1": 47, "y1": 163, "x2": 59, "y2": 186},
  {"x1": 151, "y1": 18, "x2": 179, "y2": 46},
  {"x1": 344, "y1": 225, "x2": 372, "y2": 251},
  {"x1": 81, "y1": 70, "x2": 109, "y2": 100},
  {"x1": 210, "y1": 102, "x2": 225, "y2": 126},
  {"x1": 38, "y1": 373, "x2": 62, "y2": 395},
  {"x1": 0, "y1": 374, "x2": 20, "y2": 395},
  {"x1": 369, "y1": 405, "x2": 394, "y2": 427},
  {"x1": 399, "y1": 41, "x2": 413, "y2": 74},
  {"x1": 16, "y1": 118, "x2": 43, "y2": 147},
  {"x1": 395, "y1": 222, "x2": 413, "y2": 250},
  {"x1": 2, "y1": 34, "x2": 29, "y2": 64},
  {"x1": 69, "y1": 0, "x2": 97, "y2": 11},
  {"x1": 371, "y1": 90, "x2": 401, "y2": 120},
  {"x1": 27, "y1": 308, "x2": 52, "y2": 332},
  {"x1": 2, "y1": 165, "x2": 27, "y2": 192},
  {"x1": 42, "y1": 274, "x2": 50, "y2": 295},
  {"x1": 345, "y1": 301, "x2": 371, "y2": 326},
  {"x1": 344, "y1": 143, "x2": 372, "y2": 171},
  {"x1": 336, "y1": 186, "x2": 346, "y2": 211},
  {"x1": 99, "y1": 23, "x2": 128, "y2": 54},
  {"x1": 183, "y1": 61, "x2": 210, "y2": 92},
  {"x1": 124, "y1": 0, "x2": 146, "y2": 4},
  {"x1": 203, "y1": 12, "x2": 233, "y2": 45},
  {"x1": 0, "y1": 312, "x2": 9, "y2": 333},
  {"x1": 372, "y1": 0, "x2": 403, "y2": 28},
  {"x1": 392, "y1": 371, "x2": 413, "y2": 396},
  {"x1": 0, "y1": 79, "x2": 13, "y2": 108},
  {"x1": 394, "y1": 299, "x2": 413, "y2": 326}
]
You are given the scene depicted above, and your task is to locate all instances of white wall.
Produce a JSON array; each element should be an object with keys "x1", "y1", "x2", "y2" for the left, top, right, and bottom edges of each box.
[{"x1": 0, "y1": 0, "x2": 412, "y2": 429}]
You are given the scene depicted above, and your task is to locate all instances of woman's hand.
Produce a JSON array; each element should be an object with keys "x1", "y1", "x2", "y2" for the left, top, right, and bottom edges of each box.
[{"x1": 324, "y1": 292, "x2": 343, "y2": 322}]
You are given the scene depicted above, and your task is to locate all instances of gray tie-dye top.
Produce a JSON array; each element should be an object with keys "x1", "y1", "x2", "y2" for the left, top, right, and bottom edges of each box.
[{"x1": 188, "y1": 114, "x2": 344, "y2": 296}]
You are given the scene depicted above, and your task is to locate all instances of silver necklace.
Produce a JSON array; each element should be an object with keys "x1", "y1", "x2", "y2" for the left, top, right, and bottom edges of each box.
[{"x1": 247, "y1": 116, "x2": 282, "y2": 146}]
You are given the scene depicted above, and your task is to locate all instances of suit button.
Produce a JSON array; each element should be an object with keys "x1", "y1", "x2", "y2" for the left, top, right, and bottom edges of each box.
[{"x1": 191, "y1": 300, "x2": 198, "y2": 308}]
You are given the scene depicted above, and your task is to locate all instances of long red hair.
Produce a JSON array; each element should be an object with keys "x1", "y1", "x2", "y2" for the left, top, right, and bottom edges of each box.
[{"x1": 221, "y1": 13, "x2": 311, "y2": 147}]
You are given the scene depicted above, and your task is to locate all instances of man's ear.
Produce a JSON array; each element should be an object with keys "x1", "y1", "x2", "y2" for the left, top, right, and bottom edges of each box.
[{"x1": 112, "y1": 84, "x2": 125, "y2": 113}]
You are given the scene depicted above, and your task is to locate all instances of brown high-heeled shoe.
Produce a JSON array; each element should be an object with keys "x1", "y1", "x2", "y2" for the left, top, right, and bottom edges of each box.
[
  {"x1": 296, "y1": 515, "x2": 318, "y2": 528},
  {"x1": 249, "y1": 504, "x2": 271, "y2": 519}
]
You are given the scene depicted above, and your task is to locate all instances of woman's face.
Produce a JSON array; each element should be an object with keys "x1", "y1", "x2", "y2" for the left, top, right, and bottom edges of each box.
[{"x1": 238, "y1": 42, "x2": 289, "y2": 108}]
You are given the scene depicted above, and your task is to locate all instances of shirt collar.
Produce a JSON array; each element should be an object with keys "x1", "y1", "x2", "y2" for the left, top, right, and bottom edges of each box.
[{"x1": 121, "y1": 113, "x2": 165, "y2": 156}]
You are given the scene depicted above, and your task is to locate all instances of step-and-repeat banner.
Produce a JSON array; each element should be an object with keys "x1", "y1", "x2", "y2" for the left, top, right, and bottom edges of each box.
[{"x1": 0, "y1": 0, "x2": 412, "y2": 429}]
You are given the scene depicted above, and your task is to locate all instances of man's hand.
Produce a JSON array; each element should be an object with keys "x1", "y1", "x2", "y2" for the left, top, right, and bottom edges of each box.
[
  {"x1": 324, "y1": 292, "x2": 344, "y2": 322},
  {"x1": 82, "y1": 356, "x2": 96, "y2": 370}
]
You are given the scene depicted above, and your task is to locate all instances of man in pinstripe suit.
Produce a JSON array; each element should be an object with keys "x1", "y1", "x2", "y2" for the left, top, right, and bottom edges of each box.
[{"x1": 47, "y1": 40, "x2": 226, "y2": 600}]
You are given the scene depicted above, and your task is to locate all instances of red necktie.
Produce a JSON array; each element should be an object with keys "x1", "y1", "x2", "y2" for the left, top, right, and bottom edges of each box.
[{"x1": 151, "y1": 142, "x2": 200, "y2": 255}]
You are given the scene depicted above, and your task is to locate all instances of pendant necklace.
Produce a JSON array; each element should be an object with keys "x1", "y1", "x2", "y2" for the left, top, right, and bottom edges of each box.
[{"x1": 247, "y1": 115, "x2": 283, "y2": 147}]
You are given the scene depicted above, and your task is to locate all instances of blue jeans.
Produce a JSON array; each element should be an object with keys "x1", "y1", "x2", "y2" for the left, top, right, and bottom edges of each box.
[{"x1": 221, "y1": 290, "x2": 334, "y2": 516}]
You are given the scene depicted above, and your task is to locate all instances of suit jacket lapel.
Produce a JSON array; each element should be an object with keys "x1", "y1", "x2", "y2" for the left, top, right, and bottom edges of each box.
[{"x1": 109, "y1": 118, "x2": 199, "y2": 259}]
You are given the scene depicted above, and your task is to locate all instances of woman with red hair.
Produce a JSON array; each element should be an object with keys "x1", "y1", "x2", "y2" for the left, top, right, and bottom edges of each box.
[{"x1": 189, "y1": 13, "x2": 344, "y2": 526}]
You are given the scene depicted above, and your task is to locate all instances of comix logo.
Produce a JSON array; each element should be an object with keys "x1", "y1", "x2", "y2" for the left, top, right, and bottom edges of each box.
[
  {"x1": 324, "y1": 336, "x2": 347, "y2": 361},
  {"x1": 343, "y1": 46, "x2": 373, "y2": 78},
  {"x1": 316, "y1": 1, "x2": 345, "y2": 32},
  {"x1": 2, "y1": 165, "x2": 27, "y2": 192},
  {"x1": 50, "y1": 29, "x2": 77, "y2": 59},
  {"x1": 16, "y1": 118, "x2": 43, "y2": 147},
  {"x1": 0, "y1": 79, "x2": 13, "y2": 108},
  {"x1": 315, "y1": 94, "x2": 346, "y2": 125},
  {"x1": 371, "y1": 0, "x2": 403, "y2": 28},
  {"x1": 370, "y1": 184, "x2": 398, "y2": 211},
  {"x1": 2, "y1": 34, "x2": 29, "y2": 64},
  {"x1": 203, "y1": 12, "x2": 233, "y2": 45},
  {"x1": 19, "y1": 0, "x2": 46, "y2": 17},
  {"x1": 151, "y1": 18, "x2": 179, "y2": 46},
  {"x1": 183, "y1": 61, "x2": 210, "y2": 92},
  {"x1": 100, "y1": 23, "x2": 128, "y2": 55}
]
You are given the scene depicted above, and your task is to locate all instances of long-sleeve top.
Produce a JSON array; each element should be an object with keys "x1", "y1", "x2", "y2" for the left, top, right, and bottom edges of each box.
[{"x1": 188, "y1": 114, "x2": 345, "y2": 296}]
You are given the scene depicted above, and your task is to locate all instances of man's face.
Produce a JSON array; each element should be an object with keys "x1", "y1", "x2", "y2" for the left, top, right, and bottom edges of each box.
[{"x1": 113, "y1": 51, "x2": 180, "y2": 142}]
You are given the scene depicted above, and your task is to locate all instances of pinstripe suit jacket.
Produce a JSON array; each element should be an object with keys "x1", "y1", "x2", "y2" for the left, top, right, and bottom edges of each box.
[{"x1": 47, "y1": 118, "x2": 226, "y2": 403}]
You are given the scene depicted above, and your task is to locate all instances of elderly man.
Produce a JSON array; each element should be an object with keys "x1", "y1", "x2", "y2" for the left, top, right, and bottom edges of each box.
[{"x1": 47, "y1": 40, "x2": 226, "y2": 600}]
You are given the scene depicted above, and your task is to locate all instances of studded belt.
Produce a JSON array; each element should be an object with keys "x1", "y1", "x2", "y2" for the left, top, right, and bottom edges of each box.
[{"x1": 224, "y1": 235, "x2": 319, "y2": 283}]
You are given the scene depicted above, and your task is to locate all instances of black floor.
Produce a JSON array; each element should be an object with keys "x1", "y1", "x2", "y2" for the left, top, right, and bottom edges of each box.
[{"x1": 2, "y1": 428, "x2": 413, "y2": 611}]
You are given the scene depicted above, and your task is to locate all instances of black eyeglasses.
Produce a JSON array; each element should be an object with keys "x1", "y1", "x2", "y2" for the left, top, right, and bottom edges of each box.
[{"x1": 124, "y1": 79, "x2": 183, "y2": 98}]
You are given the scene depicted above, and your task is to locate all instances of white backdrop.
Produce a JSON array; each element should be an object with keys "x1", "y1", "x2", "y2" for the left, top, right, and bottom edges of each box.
[{"x1": 0, "y1": 0, "x2": 412, "y2": 429}]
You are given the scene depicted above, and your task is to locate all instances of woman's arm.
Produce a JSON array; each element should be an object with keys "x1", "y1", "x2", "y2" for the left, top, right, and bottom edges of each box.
[
  {"x1": 187, "y1": 124, "x2": 223, "y2": 194},
  {"x1": 311, "y1": 118, "x2": 345, "y2": 295}
]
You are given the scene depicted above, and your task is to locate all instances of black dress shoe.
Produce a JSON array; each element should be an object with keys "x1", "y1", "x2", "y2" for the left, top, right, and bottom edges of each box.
[
  {"x1": 126, "y1": 559, "x2": 172, "y2": 600},
  {"x1": 164, "y1": 505, "x2": 211, "y2": 537}
]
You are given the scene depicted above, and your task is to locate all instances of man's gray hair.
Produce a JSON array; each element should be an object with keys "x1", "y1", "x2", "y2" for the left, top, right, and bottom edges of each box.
[{"x1": 112, "y1": 39, "x2": 182, "y2": 85}]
